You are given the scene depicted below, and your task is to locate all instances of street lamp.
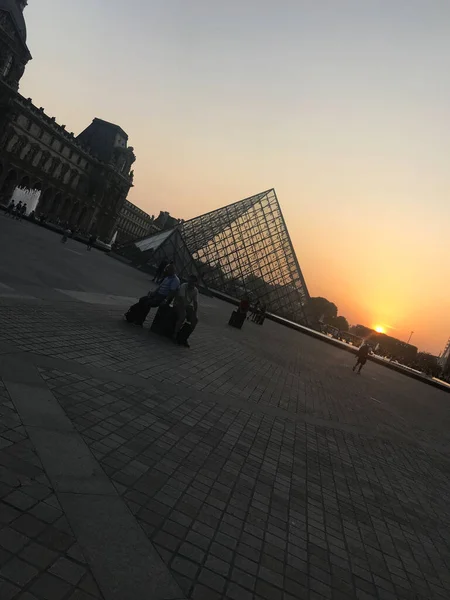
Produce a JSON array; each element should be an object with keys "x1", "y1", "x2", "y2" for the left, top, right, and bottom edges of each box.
[{"x1": 407, "y1": 331, "x2": 414, "y2": 344}]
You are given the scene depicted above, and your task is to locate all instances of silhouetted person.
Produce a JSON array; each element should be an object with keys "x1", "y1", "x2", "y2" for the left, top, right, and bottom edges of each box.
[
  {"x1": 14, "y1": 201, "x2": 23, "y2": 220},
  {"x1": 255, "y1": 304, "x2": 266, "y2": 325},
  {"x1": 5, "y1": 200, "x2": 15, "y2": 217},
  {"x1": 249, "y1": 300, "x2": 261, "y2": 321},
  {"x1": 153, "y1": 259, "x2": 168, "y2": 283},
  {"x1": 353, "y1": 343, "x2": 370, "y2": 374},
  {"x1": 125, "y1": 263, "x2": 180, "y2": 326},
  {"x1": 61, "y1": 227, "x2": 71, "y2": 244},
  {"x1": 87, "y1": 234, "x2": 97, "y2": 251},
  {"x1": 239, "y1": 294, "x2": 250, "y2": 316},
  {"x1": 174, "y1": 275, "x2": 199, "y2": 348}
]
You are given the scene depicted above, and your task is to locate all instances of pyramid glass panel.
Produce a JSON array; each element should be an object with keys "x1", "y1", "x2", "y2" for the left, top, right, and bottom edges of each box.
[{"x1": 181, "y1": 189, "x2": 310, "y2": 323}]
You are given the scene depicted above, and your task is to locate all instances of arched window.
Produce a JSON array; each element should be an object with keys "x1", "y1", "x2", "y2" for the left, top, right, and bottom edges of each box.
[{"x1": 2, "y1": 55, "x2": 13, "y2": 78}]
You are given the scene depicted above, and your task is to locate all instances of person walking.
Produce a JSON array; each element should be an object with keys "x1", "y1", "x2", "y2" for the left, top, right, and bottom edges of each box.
[
  {"x1": 125, "y1": 264, "x2": 180, "y2": 326},
  {"x1": 14, "y1": 201, "x2": 23, "y2": 220},
  {"x1": 248, "y1": 300, "x2": 260, "y2": 321},
  {"x1": 87, "y1": 234, "x2": 97, "y2": 251},
  {"x1": 174, "y1": 275, "x2": 199, "y2": 347},
  {"x1": 239, "y1": 294, "x2": 250, "y2": 316},
  {"x1": 61, "y1": 226, "x2": 71, "y2": 244},
  {"x1": 353, "y1": 343, "x2": 371, "y2": 374},
  {"x1": 5, "y1": 200, "x2": 15, "y2": 217}
]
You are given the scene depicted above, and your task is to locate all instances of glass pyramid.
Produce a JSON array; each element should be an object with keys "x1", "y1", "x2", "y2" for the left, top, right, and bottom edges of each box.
[{"x1": 181, "y1": 189, "x2": 310, "y2": 324}]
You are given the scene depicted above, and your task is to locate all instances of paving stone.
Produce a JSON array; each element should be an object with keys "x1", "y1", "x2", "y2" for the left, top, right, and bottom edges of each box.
[
  {"x1": 256, "y1": 579, "x2": 283, "y2": 600},
  {"x1": 78, "y1": 572, "x2": 102, "y2": 597},
  {"x1": 226, "y1": 581, "x2": 253, "y2": 600},
  {"x1": 0, "y1": 503, "x2": 21, "y2": 525},
  {"x1": 0, "y1": 526, "x2": 29, "y2": 552},
  {"x1": 178, "y1": 541, "x2": 206, "y2": 564},
  {"x1": 12, "y1": 513, "x2": 47, "y2": 537},
  {"x1": 49, "y1": 556, "x2": 86, "y2": 585},
  {"x1": 29, "y1": 571, "x2": 72, "y2": 600},
  {"x1": 3, "y1": 274, "x2": 450, "y2": 600},
  {"x1": 191, "y1": 582, "x2": 221, "y2": 599},
  {"x1": 197, "y1": 568, "x2": 226, "y2": 593},
  {"x1": 67, "y1": 591, "x2": 98, "y2": 600},
  {"x1": 37, "y1": 526, "x2": 74, "y2": 552},
  {"x1": 3, "y1": 490, "x2": 37, "y2": 511},
  {"x1": 0, "y1": 556, "x2": 39, "y2": 586},
  {"x1": 171, "y1": 556, "x2": 199, "y2": 579},
  {"x1": 230, "y1": 566, "x2": 256, "y2": 590},
  {"x1": 19, "y1": 542, "x2": 59, "y2": 569},
  {"x1": 0, "y1": 576, "x2": 20, "y2": 600}
]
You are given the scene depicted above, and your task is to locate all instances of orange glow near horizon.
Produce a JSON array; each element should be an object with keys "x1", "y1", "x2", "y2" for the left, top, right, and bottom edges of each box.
[
  {"x1": 19, "y1": 1, "x2": 450, "y2": 355},
  {"x1": 374, "y1": 325, "x2": 386, "y2": 334}
]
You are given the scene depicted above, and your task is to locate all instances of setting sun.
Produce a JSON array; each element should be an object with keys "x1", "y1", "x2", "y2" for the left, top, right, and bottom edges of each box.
[{"x1": 374, "y1": 325, "x2": 386, "y2": 334}]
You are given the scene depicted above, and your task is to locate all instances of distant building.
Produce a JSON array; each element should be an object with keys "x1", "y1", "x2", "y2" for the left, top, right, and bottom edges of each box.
[
  {"x1": 0, "y1": 1, "x2": 135, "y2": 240},
  {"x1": 115, "y1": 200, "x2": 157, "y2": 245},
  {"x1": 439, "y1": 338, "x2": 450, "y2": 375},
  {"x1": 153, "y1": 210, "x2": 183, "y2": 231},
  {"x1": 350, "y1": 325, "x2": 418, "y2": 363}
]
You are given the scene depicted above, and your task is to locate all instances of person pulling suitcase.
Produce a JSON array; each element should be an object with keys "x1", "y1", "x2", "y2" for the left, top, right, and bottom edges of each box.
[{"x1": 125, "y1": 264, "x2": 180, "y2": 326}]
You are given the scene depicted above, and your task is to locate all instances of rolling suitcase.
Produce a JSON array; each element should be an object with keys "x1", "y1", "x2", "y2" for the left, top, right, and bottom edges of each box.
[
  {"x1": 125, "y1": 296, "x2": 152, "y2": 324},
  {"x1": 150, "y1": 305, "x2": 176, "y2": 337},
  {"x1": 228, "y1": 310, "x2": 246, "y2": 330},
  {"x1": 176, "y1": 321, "x2": 193, "y2": 345}
]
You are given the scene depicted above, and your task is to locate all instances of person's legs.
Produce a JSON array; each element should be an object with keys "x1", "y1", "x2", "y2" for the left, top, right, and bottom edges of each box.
[
  {"x1": 353, "y1": 359, "x2": 359, "y2": 372},
  {"x1": 138, "y1": 294, "x2": 165, "y2": 325},
  {"x1": 185, "y1": 306, "x2": 198, "y2": 333},
  {"x1": 177, "y1": 306, "x2": 198, "y2": 347},
  {"x1": 174, "y1": 304, "x2": 186, "y2": 335},
  {"x1": 136, "y1": 298, "x2": 152, "y2": 325},
  {"x1": 125, "y1": 294, "x2": 164, "y2": 326}
]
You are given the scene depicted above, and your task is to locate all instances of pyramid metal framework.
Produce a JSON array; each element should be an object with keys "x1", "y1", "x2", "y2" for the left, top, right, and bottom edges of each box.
[
  {"x1": 439, "y1": 337, "x2": 450, "y2": 373},
  {"x1": 130, "y1": 229, "x2": 205, "y2": 285},
  {"x1": 181, "y1": 189, "x2": 310, "y2": 323}
]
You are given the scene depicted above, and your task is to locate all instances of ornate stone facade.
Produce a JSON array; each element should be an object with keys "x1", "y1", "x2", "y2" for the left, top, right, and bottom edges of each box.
[
  {"x1": 116, "y1": 200, "x2": 158, "y2": 245},
  {"x1": 0, "y1": 1, "x2": 135, "y2": 240}
]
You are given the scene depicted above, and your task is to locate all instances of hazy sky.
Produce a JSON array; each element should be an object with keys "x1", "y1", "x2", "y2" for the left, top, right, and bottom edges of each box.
[{"x1": 21, "y1": 0, "x2": 450, "y2": 353}]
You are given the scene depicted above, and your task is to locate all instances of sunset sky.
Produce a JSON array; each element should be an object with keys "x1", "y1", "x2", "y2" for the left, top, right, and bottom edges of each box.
[{"x1": 20, "y1": 0, "x2": 450, "y2": 354}]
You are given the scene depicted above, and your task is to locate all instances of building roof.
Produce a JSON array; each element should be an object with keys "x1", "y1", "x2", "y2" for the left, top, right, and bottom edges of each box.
[
  {"x1": 92, "y1": 118, "x2": 128, "y2": 141},
  {"x1": 0, "y1": 0, "x2": 27, "y2": 42}
]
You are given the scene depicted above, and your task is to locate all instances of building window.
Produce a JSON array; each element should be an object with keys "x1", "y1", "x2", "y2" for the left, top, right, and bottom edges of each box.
[{"x1": 2, "y1": 55, "x2": 13, "y2": 78}]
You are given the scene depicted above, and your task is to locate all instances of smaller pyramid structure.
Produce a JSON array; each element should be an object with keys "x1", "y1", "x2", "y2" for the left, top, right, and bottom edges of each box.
[{"x1": 121, "y1": 228, "x2": 205, "y2": 285}]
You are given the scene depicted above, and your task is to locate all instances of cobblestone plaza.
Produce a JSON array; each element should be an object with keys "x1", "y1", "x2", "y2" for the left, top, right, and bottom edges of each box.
[{"x1": 1, "y1": 215, "x2": 450, "y2": 600}]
